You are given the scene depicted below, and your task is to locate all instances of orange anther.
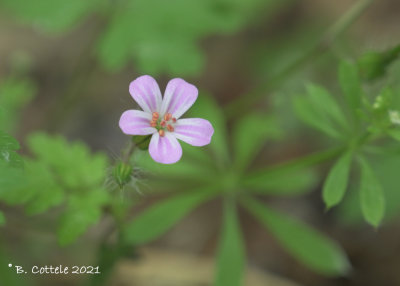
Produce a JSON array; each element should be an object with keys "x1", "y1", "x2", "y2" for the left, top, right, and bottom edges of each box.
[
  {"x1": 167, "y1": 124, "x2": 174, "y2": 132},
  {"x1": 160, "y1": 120, "x2": 166, "y2": 127},
  {"x1": 172, "y1": 117, "x2": 177, "y2": 123},
  {"x1": 158, "y1": 129, "x2": 165, "y2": 137},
  {"x1": 164, "y1": 113, "x2": 172, "y2": 121},
  {"x1": 152, "y1": 112, "x2": 159, "y2": 119},
  {"x1": 150, "y1": 121, "x2": 157, "y2": 127}
]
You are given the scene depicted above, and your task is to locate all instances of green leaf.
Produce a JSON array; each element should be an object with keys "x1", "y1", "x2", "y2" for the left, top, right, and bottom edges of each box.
[
  {"x1": 189, "y1": 94, "x2": 229, "y2": 164},
  {"x1": 243, "y1": 168, "x2": 318, "y2": 196},
  {"x1": 0, "y1": 160, "x2": 64, "y2": 213},
  {"x1": 0, "y1": 131, "x2": 23, "y2": 167},
  {"x1": 242, "y1": 197, "x2": 350, "y2": 276},
  {"x1": 214, "y1": 200, "x2": 245, "y2": 286},
  {"x1": 124, "y1": 189, "x2": 216, "y2": 244},
  {"x1": 0, "y1": 0, "x2": 101, "y2": 33},
  {"x1": 358, "y1": 157, "x2": 385, "y2": 227},
  {"x1": 388, "y1": 129, "x2": 400, "y2": 141},
  {"x1": 133, "y1": 146, "x2": 217, "y2": 183},
  {"x1": 233, "y1": 113, "x2": 280, "y2": 171},
  {"x1": 293, "y1": 84, "x2": 348, "y2": 139},
  {"x1": 57, "y1": 188, "x2": 109, "y2": 246},
  {"x1": 358, "y1": 44, "x2": 400, "y2": 81},
  {"x1": 97, "y1": 0, "x2": 275, "y2": 75},
  {"x1": 27, "y1": 133, "x2": 108, "y2": 189},
  {"x1": 322, "y1": 152, "x2": 353, "y2": 209},
  {"x1": 0, "y1": 77, "x2": 36, "y2": 132},
  {"x1": 339, "y1": 61, "x2": 362, "y2": 114},
  {"x1": 243, "y1": 148, "x2": 343, "y2": 196},
  {"x1": 23, "y1": 161, "x2": 64, "y2": 215},
  {"x1": 0, "y1": 211, "x2": 5, "y2": 226}
]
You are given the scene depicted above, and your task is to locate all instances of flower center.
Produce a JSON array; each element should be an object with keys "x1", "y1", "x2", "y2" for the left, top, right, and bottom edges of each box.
[{"x1": 150, "y1": 112, "x2": 176, "y2": 137}]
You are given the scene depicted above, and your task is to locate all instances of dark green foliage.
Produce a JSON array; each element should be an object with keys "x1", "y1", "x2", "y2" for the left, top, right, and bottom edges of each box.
[
  {"x1": 358, "y1": 44, "x2": 400, "y2": 81},
  {"x1": 242, "y1": 197, "x2": 350, "y2": 276},
  {"x1": 215, "y1": 200, "x2": 244, "y2": 286}
]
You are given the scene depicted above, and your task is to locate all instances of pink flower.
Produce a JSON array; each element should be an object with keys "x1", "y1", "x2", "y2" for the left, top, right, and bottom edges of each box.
[{"x1": 119, "y1": 75, "x2": 214, "y2": 164}]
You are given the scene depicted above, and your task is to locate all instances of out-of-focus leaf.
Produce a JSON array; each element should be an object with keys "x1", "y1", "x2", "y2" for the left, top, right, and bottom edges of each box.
[
  {"x1": 214, "y1": 200, "x2": 244, "y2": 286},
  {"x1": 23, "y1": 161, "x2": 64, "y2": 215},
  {"x1": 243, "y1": 168, "x2": 318, "y2": 196},
  {"x1": 0, "y1": 77, "x2": 36, "y2": 132},
  {"x1": 0, "y1": 160, "x2": 64, "y2": 214},
  {"x1": 323, "y1": 151, "x2": 353, "y2": 209},
  {"x1": 339, "y1": 153, "x2": 400, "y2": 224},
  {"x1": 27, "y1": 133, "x2": 108, "y2": 189},
  {"x1": 97, "y1": 0, "x2": 279, "y2": 75},
  {"x1": 0, "y1": 131, "x2": 23, "y2": 167},
  {"x1": 358, "y1": 157, "x2": 385, "y2": 227},
  {"x1": 388, "y1": 129, "x2": 400, "y2": 141},
  {"x1": 189, "y1": 94, "x2": 229, "y2": 164},
  {"x1": 0, "y1": 0, "x2": 101, "y2": 33},
  {"x1": 124, "y1": 189, "x2": 216, "y2": 244},
  {"x1": 133, "y1": 146, "x2": 217, "y2": 183},
  {"x1": 293, "y1": 84, "x2": 348, "y2": 139},
  {"x1": 57, "y1": 188, "x2": 109, "y2": 246},
  {"x1": 339, "y1": 61, "x2": 362, "y2": 115},
  {"x1": 358, "y1": 44, "x2": 400, "y2": 81},
  {"x1": 242, "y1": 197, "x2": 350, "y2": 276},
  {"x1": 0, "y1": 211, "x2": 5, "y2": 226},
  {"x1": 232, "y1": 113, "x2": 280, "y2": 171}
]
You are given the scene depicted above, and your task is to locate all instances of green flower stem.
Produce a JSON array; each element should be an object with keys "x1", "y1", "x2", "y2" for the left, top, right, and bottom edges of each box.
[{"x1": 224, "y1": 0, "x2": 375, "y2": 119}]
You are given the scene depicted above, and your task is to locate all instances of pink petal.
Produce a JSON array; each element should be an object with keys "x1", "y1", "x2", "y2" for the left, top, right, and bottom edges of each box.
[
  {"x1": 160, "y1": 78, "x2": 198, "y2": 119},
  {"x1": 149, "y1": 132, "x2": 182, "y2": 164},
  {"x1": 119, "y1": 110, "x2": 156, "y2": 135},
  {"x1": 129, "y1": 75, "x2": 162, "y2": 113},
  {"x1": 174, "y1": 118, "x2": 214, "y2": 146}
]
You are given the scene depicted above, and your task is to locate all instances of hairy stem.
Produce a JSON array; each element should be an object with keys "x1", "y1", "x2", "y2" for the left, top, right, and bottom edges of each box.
[{"x1": 224, "y1": 0, "x2": 375, "y2": 118}]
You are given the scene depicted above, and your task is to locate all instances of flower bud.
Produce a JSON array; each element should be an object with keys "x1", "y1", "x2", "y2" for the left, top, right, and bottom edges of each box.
[{"x1": 113, "y1": 161, "x2": 133, "y2": 188}]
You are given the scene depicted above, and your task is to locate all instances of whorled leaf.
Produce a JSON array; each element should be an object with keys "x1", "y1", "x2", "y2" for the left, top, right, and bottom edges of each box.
[
  {"x1": 124, "y1": 188, "x2": 216, "y2": 245},
  {"x1": 358, "y1": 156, "x2": 385, "y2": 227},
  {"x1": 242, "y1": 197, "x2": 350, "y2": 276},
  {"x1": 322, "y1": 151, "x2": 353, "y2": 209},
  {"x1": 214, "y1": 200, "x2": 245, "y2": 286}
]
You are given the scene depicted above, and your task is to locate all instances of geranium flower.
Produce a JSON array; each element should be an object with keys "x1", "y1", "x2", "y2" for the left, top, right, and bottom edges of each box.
[{"x1": 119, "y1": 75, "x2": 214, "y2": 164}]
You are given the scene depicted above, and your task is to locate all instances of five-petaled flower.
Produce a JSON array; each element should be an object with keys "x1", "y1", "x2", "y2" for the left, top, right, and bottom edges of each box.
[{"x1": 119, "y1": 75, "x2": 214, "y2": 164}]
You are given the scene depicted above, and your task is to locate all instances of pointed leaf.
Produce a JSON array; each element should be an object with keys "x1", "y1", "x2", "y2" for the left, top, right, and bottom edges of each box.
[
  {"x1": 242, "y1": 197, "x2": 350, "y2": 276},
  {"x1": 214, "y1": 200, "x2": 245, "y2": 286},
  {"x1": 339, "y1": 61, "x2": 362, "y2": 113},
  {"x1": 124, "y1": 188, "x2": 216, "y2": 244},
  {"x1": 323, "y1": 151, "x2": 353, "y2": 208},
  {"x1": 243, "y1": 168, "x2": 318, "y2": 196},
  {"x1": 233, "y1": 113, "x2": 280, "y2": 171},
  {"x1": 293, "y1": 84, "x2": 348, "y2": 138},
  {"x1": 358, "y1": 157, "x2": 385, "y2": 227}
]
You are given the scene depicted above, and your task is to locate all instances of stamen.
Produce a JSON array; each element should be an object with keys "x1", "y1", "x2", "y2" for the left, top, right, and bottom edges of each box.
[
  {"x1": 158, "y1": 129, "x2": 165, "y2": 137},
  {"x1": 167, "y1": 124, "x2": 174, "y2": 132},
  {"x1": 164, "y1": 113, "x2": 172, "y2": 121},
  {"x1": 160, "y1": 120, "x2": 166, "y2": 127},
  {"x1": 152, "y1": 112, "x2": 159, "y2": 119},
  {"x1": 172, "y1": 117, "x2": 177, "y2": 123},
  {"x1": 150, "y1": 121, "x2": 157, "y2": 127}
]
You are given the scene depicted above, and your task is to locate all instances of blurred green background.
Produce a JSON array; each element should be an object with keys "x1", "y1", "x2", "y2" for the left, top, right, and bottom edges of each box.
[{"x1": 1, "y1": 0, "x2": 400, "y2": 285}]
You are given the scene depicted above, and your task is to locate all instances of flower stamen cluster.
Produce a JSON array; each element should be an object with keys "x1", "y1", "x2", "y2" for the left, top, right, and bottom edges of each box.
[{"x1": 150, "y1": 112, "x2": 176, "y2": 137}]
